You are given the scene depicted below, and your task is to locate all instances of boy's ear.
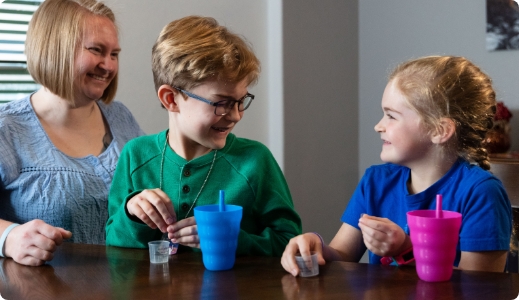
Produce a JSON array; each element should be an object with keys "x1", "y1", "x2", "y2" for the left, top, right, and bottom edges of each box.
[
  {"x1": 157, "y1": 85, "x2": 180, "y2": 112},
  {"x1": 431, "y1": 117, "x2": 456, "y2": 144}
]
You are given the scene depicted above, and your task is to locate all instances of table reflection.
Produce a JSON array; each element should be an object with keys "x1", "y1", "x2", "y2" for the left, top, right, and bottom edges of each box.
[
  {"x1": 200, "y1": 270, "x2": 238, "y2": 299},
  {"x1": 0, "y1": 244, "x2": 517, "y2": 299},
  {"x1": 149, "y1": 263, "x2": 170, "y2": 286},
  {"x1": 0, "y1": 259, "x2": 72, "y2": 299}
]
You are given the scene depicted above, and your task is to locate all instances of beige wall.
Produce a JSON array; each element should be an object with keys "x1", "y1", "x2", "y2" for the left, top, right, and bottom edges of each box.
[
  {"x1": 104, "y1": 0, "x2": 279, "y2": 159},
  {"x1": 359, "y1": 0, "x2": 519, "y2": 172},
  {"x1": 283, "y1": 0, "x2": 359, "y2": 241},
  {"x1": 105, "y1": 0, "x2": 519, "y2": 247},
  {"x1": 105, "y1": 0, "x2": 359, "y2": 243}
]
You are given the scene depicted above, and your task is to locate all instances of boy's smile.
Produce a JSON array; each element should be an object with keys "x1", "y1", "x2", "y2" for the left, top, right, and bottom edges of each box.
[{"x1": 166, "y1": 78, "x2": 250, "y2": 161}]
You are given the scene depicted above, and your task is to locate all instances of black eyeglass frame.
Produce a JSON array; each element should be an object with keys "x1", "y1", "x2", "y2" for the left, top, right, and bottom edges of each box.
[{"x1": 173, "y1": 87, "x2": 254, "y2": 116}]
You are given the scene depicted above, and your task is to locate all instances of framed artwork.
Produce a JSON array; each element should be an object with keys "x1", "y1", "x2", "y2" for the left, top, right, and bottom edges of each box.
[{"x1": 487, "y1": 0, "x2": 519, "y2": 50}]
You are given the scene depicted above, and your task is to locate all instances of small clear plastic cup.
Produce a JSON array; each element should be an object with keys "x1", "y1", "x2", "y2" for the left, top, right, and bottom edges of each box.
[
  {"x1": 295, "y1": 252, "x2": 319, "y2": 277},
  {"x1": 148, "y1": 240, "x2": 170, "y2": 264}
]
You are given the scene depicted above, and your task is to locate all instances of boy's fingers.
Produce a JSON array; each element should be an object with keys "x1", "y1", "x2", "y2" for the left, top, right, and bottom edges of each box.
[{"x1": 151, "y1": 189, "x2": 176, "y2": 224}]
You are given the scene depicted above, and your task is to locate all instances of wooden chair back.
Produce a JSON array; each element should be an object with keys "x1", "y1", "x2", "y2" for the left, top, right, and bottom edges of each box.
[
  {"x1": 490, "y1": 160, "x2": 519, "y2": 208},
  {"x1": 489, "y1": 159, "x2": 519, "y2": 273}
]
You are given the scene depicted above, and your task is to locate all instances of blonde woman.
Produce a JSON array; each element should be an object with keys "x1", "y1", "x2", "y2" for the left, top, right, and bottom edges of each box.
[{"x1": 0, "y1": 0, "x2": 143, "y2": 266}]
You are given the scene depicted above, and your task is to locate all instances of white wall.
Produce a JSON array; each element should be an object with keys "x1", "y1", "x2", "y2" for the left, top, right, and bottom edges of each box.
[
  {"x1": 104, "y1": 0, "x2": 359, "y2": 243},
  {"x1": 103, "y1": 0, "x2": 284, "y2": 165},
  {"x1": 283, "y1": 0, "x2": 358, "y2": 242},
  {"x1": 359, "y1": 0, "x2": 519, "y2": 173},
  {"x1": 106, "y1": 0, "x2": 518, "y2": 247}
]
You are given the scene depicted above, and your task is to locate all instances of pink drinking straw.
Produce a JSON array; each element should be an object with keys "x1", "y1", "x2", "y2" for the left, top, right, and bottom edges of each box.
[{"x1": 436, "y1": 194, "x2": 443, "y2": 218}]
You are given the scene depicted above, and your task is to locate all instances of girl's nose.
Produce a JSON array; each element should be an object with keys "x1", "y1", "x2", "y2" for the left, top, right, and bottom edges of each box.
[{"x1": 374, "y1": 119, "x2": 384, "y2": 132}]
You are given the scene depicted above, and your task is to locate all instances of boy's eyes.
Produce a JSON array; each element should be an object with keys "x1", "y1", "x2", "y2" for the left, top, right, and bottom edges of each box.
[{"x1": 216, "y1": 100, "x2": 241, "y2": 107}]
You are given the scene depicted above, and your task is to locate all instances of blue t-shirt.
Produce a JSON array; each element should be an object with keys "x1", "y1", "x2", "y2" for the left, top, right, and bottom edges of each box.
[
  {"x1": 341, "y1": 159, "x2": 512, "y2": 266},
  {"x1": 0, "y1": 94, "x2": 144, "y2": 244}
]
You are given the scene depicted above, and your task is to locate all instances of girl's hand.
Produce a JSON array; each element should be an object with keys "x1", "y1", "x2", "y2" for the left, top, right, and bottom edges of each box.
[
  {"x1": 4, "y1": 220, "x2": 72, "y2": 266},
  {"x1": 281, "y1": 233, "x2": 325, "y2": 277},
  {"x1": 167, "y1": 217, "x2": 199, "y2": 248},
  {"x1": 358, "y1": 214, "x2": 410, "y2": 257},
  {"x1": 126, "y1": 189, "x2": 176, "y2": 232}
]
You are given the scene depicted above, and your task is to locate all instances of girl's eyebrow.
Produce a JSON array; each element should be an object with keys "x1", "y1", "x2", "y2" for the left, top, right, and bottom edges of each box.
[{"x1": 382, "y1": 106, "x2": 399, "y2": 114}]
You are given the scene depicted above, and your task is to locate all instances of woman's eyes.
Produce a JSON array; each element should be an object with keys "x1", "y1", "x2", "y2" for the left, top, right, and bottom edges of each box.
[
  {"x1": 88, "y1": 47, "x2": 119, "y2": 59},
  {"x1": 386, "y1": 113, "x2": 395, "y2": 120}
]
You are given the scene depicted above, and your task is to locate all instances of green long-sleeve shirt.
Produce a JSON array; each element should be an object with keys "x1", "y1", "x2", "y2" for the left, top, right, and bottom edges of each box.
[{"x1": 105, "y1": 130, "x2": 301, "y2": 256}]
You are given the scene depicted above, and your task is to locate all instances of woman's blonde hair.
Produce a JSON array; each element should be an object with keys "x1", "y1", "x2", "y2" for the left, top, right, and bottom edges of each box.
[
  {"x1": 25, "y1": 0, "x2": 118, "y2": 105},
  {"x1": 390, "y1": 56, "x2": 496, "y2": 170},
  {"x1": 151, "y1": 16, "x2": 260, "y2": 94}
]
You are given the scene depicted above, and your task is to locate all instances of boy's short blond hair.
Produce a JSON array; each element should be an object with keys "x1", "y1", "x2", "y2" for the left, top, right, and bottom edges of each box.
[
  {"x1": 26, "y1": 0, "x2": 118, "y2": 105},
  {"x1": 151, "y1": 16, "x2": 260, "y2": 93}
]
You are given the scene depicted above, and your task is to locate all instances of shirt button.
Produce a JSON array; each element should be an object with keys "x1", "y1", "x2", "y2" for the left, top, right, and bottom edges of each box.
[
  {"x1": 182, "y1": 185, "x2": 190, "y2": 193},
  {"x1": 183, "y1": 169, "x2": 191, "y2": 177},
  {"x1": 181, "y1": 203, "x2": 189, "y2": 211}
]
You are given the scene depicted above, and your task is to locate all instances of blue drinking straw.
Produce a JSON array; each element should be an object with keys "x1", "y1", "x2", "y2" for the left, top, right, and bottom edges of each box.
[{"x1": 219, "y1": 190, "x2": 226, "y2": 212}]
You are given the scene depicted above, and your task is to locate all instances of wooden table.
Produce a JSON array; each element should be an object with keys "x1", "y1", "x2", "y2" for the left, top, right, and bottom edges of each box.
[{"x1": 0, "y1": 243, "x2": 517, "y2": 299}]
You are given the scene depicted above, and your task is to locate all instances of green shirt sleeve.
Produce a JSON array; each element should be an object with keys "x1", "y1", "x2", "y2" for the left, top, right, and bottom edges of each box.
[
  {"x1": 105, "y1": 141, "x2": 162, "y2": 248},
  {"x1": 232, "y1": 142, "x2": 302, "y2": 257}
]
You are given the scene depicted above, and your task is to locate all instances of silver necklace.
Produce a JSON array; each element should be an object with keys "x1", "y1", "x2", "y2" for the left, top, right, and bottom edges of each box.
[{"x1": 159, "y1": 133, "x2": 217, "y2": 218}]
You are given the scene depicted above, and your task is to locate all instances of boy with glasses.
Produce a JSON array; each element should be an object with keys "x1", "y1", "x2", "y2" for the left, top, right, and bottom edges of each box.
[{"x1": 106, "y1": 16, "x2": 302, "y2": 256}]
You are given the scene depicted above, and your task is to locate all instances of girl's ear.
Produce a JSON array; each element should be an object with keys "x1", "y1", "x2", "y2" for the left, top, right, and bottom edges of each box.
[
  {"x1": 431, "y1": 118, "x2": 456, "y2": 144},
  {"x1": 157, "y1": 85, "x2": 180, "y2": 112}
]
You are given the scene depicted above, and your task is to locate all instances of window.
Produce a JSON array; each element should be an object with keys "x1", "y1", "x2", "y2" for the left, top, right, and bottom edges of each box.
[{"x1": 0, "y1": 0, "x2": 44, "y2": 103}]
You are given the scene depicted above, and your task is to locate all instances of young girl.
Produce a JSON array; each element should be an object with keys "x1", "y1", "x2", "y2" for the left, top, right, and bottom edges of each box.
[{"x1": 281, "y1": 56, "x2": 512, "y2": 275}]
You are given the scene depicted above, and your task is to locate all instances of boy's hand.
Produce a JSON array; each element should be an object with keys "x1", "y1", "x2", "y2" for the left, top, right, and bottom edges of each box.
[
  {"x1": 358, "y1": 214, "x2": 410, "y2": 257},
  {"x1": 167, "y1": 217, "x2": 200, "y2": 248},
  {"x1": 127, "y1": 189, "x2": 176, "y2": 232},
  {"x1": 4, "y1": 220, "x2": 72, "y2": 266}
]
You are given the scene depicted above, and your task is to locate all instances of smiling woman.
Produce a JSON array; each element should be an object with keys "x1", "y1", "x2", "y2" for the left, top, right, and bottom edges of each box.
[
  {"x1": 73, "y1": 15, "x2": 120, "y2": 106},
  {"x1": 0, "y1": 0, "x2": 144, "y2": 267}
]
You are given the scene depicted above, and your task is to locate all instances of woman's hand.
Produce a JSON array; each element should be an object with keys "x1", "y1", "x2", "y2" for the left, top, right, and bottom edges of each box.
[
  {"x1": 126, "y1": 189, "x2": 176, "y2": 232},
  {"x1": 167, "y1": 217, "x2": 200, "y2": 248},
  {"x1": 4, "y1": 220, "x2": 72, "y2": 266},
  {"x1": 281, "y1": 233, "x2": 325, "y2": 277},
  {"x1": 358, "y1": 214, "x2": 410, "y2": 257}
]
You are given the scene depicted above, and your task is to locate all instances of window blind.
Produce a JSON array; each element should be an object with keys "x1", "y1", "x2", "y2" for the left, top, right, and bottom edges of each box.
[{"x1": 0, "y1": 0, "x2": 43, "y2": 103}]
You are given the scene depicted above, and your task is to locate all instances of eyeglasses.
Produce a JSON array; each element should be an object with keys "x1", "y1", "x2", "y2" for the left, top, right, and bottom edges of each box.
[{"x1": 173, "y1": 87, "x2": 254, "y2": 116}]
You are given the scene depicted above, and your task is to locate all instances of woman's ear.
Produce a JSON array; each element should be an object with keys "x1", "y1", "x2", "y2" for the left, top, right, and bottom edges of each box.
[
  {"x1": 431, "y1": 118, "x2": 456, "y2": 144},
  {"x1": 157, "y1": 85, "x2": 180, "y2": 112}
]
